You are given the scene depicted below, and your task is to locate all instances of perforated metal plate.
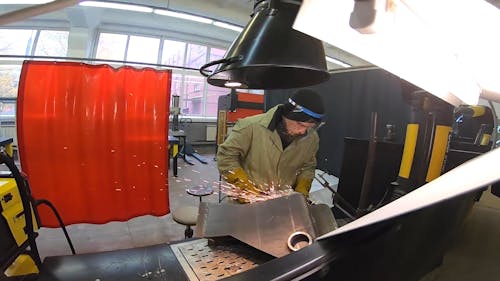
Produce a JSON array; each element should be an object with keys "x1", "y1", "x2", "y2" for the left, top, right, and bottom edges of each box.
[{"x1": 171, "y1": 238, "x2": 272, "y2": 281}]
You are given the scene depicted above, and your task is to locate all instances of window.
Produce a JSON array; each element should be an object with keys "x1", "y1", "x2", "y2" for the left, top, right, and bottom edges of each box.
[
  {"x1": 210, "y1": 47, "x2": 226, "y2": 61},
  {"x1": 206, "y1": 84, "x2": 229, "y2": 117},
  {"x1": 1, "y1": 27, "x2": 230, "y2": 118},
  {"x1": 0, "y1": 29, "x2": 36, "y2": 56},
  {"x1": 185, "y1": 43, "x2": 207, "y2": 69},
  {"x1": 0, "y1": 28, "x2": 69, "y2": 98},
  {"x1": 34, "y1": 30, "x2": 69, "y2": 57},
  {"x1": 162, "y1": 40, "x2": 186, "y2": 67},
  {"x1": 206, "y1": 47, "x2": 226, "y2": 72},
  {"x1": 126, "y1": 35, "x2": 160, "y2": 63},
  {"x1": 181, "y1": 75, "x2": 205, "y2": 116},
  {"x1": 0, "y1": 98, "x2": 16, "y2": 122},
  {"x1": 95, "y1": 33, "x2": 128, "y2": 60},
  {"x1": 93, "y1": 31, "x2": 229, "y2": 117},
  {"x1": 170, "y1": 74, "x2": 183, "y2": 97},
  {"x1": 0, "y1": 65, "x2": 21, "y2": 98}
]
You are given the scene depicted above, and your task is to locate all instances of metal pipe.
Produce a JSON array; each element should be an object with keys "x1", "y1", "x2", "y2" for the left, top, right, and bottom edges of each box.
[
  {"x1": 0, "y1": 55, "x2": 200, "y2": 72},
  {"x1": 0, "y1": 0, "x2": 82, "y2": 26},
  {"x1": 488, "y1": 100, "x2": 498, "y2": 150},
  {"x1": 422, "y1": 112, "x2": 437, "y2": 183},
  {"x1": 357, "y1": 111, "x2": 377, "y2": 216}
]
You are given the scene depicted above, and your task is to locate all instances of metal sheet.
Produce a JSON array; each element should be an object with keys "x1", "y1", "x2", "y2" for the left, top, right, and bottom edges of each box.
[
  {"x1": 170, "y1": 238, "x2": 272, "y2": 281},
  {"x1": 195, "y1": 193, "x2": 324, "y2": 257}
]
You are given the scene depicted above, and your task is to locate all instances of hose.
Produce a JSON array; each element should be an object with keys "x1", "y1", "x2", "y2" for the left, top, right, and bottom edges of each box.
[{"x1": 35, "y1": 199, "x2": 76, "y2": 255}]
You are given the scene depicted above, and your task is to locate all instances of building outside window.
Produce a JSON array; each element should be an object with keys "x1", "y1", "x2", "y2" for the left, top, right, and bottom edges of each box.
[
  {"x1": 206, "y1": 47, "x2": 230, "y2": 116},
  {"x1": 185, "y1": 43, "x2": 207, "y2": 69},
  {"x1": 170, "y1": 74, "x2": 183, "y2": 99},
  {"x1": 162, "y1": 40, "x2": 186, "y2": 67},
  {"x1": 182, "y1": 75, "x2": 205, "y2": 116}
]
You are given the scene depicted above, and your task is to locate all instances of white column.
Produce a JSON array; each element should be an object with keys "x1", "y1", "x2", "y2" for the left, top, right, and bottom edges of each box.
[{"x1": 67, "y1": 27, "x2": 91, "y2": 58}]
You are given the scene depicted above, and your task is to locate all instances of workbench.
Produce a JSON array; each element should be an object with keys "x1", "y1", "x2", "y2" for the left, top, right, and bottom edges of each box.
[{"x1": 37, "y1": 237, "x2": 274, "y2": 281}]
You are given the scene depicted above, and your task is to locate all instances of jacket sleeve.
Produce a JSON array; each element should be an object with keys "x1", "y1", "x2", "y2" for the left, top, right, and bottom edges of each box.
[
  {"x1": 296, "y1": 132, "x2": 319, "y2": 182},
  {"x1": 216, "y1": 120, "x2": 253, "y2": 174}
]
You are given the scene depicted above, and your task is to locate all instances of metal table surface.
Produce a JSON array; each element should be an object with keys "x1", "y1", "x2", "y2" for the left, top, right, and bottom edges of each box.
[{"x1": 38, "y1": 243, "x2": 188, "y2": 281}]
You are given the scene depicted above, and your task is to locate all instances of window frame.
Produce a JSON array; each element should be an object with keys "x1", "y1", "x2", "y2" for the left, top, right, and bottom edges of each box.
[{"x1": 93, "y1": 29, "x2": 228, "y2": 118}]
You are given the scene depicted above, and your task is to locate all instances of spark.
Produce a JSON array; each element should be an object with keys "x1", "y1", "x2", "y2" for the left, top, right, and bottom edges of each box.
[{"x1": 219, "y1": 182, "x2": 293, "y2": 203}]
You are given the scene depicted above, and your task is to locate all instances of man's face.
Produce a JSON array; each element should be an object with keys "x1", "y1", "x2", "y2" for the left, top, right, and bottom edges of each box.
[{"x1": 283, "y1": 116, "x2": 317, "y2": 137}]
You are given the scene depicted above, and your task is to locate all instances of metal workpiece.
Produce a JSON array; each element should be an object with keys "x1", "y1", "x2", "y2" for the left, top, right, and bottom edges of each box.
[
  {"x1": 171, "y1": 237, "x2": 273, "y2": 281},
  {"x1": 195, "y1": 193, "x2": 336, "y2": 258}
]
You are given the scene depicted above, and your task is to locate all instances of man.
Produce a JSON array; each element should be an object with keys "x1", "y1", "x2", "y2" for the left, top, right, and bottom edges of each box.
[{"x1": 217, "y1": 89, "x2": 325, "y2": 200}]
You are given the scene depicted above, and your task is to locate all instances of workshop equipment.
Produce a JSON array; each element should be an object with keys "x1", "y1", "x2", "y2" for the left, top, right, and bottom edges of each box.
[
  {"x1": 0, "y1": 137, "x2": 75, "y2": 279},
  {"x1": 0, "y1": 138, "x2": 41, "y2": 278},
  {"x1": 391, "y1": 90, "x2": 454, "y2": 199},
  {"x1": 0, "y1": 178, "x2": 40, "y2": 278},
  {"x1": 195, "y1": 193, "x2": 336, "y2": 258},
  {"x1": 171, "y1": 95, "x2": 181, "y2": 131},
  {"x1": 200, "y1": 0, "x2": 328, "y2": 89}
]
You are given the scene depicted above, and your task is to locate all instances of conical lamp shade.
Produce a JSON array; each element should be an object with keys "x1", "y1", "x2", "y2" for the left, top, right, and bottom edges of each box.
[{"x1": 200, "y1": 0, "x2": 329, "y2": 89}]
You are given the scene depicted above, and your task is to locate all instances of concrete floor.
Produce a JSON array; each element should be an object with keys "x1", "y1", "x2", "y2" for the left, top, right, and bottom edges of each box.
[
  {"x1": 36, "y1": 150, "x2": 222, "y2": 259},
  {"x1": 420, "y1": 189, "x2": 500, "y2": 281},
  {"x1": 31, "y1": 149, "x2": 500, "y2": 280}
]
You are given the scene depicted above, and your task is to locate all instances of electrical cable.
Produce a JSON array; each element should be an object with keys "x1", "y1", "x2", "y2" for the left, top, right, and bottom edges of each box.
[
  {"x1": 0, "y1": 150, "x2": 42, "y2": 267},
  {"x1": 0, "y1": 150, "x2": 76, "y2": 256},
  {"x1": 35, "y1": 199, "x2": 76, "y2": 255}
]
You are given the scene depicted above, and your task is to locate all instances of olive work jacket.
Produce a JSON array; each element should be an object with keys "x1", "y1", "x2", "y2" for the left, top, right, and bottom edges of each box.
[{"x1": 217, "y1": 105, "x2": 319, "y2": 190}]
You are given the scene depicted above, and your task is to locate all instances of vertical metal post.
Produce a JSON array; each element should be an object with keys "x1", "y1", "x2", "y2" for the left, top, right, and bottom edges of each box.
[
  {"x1": 357, "y1": 111, "x2": 377, "y2": 216},
  {"x1": 172, "y1": 95, "x2": 180, "y2": 131}
]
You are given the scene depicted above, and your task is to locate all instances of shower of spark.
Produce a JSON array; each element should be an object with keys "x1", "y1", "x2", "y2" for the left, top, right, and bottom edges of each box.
[{"x1": 219, "y1": 181, "x2": 294, "y2": 203}]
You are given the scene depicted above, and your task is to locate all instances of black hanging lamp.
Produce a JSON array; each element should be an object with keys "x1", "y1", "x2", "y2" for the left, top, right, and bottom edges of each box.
[{"x1": 200, "y1": 0, "x2": 329, "y2": 89}]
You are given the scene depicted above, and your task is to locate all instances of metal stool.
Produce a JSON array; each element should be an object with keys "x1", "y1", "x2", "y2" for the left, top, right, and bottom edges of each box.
[
  {"x1": 173, "y1": 185, "x2": 214, "y2": 239},
  {"x1": 186, "y1": 185, "x2": 214, "y2": 202},
  {"x1": 172, "y1": 206, "x2": 198, "y2": 239}
]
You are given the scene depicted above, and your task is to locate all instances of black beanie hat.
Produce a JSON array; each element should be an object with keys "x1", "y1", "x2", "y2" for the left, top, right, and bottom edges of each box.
[{"x1": 283, "y1": 89, "x2": 325, "y2": 123}]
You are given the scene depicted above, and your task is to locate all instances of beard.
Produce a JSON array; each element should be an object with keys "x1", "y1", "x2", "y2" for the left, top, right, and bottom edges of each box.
[{"x1": 277, "y1": 119, "x2": 303, "y2": 147}]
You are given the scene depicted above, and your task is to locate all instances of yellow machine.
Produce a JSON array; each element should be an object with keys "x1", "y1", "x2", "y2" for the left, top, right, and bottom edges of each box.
[
  {"x1": 1, "y1": 178, "x2": 38, "y2": 247},
  {"x1": 0, "y1": 138, "x2": 40, "y2": 277}
]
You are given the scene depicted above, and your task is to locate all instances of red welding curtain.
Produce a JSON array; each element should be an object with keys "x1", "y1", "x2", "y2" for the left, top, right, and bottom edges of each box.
[{"x1": 17, "y1": 61, "x2": 171, "y2": 227}]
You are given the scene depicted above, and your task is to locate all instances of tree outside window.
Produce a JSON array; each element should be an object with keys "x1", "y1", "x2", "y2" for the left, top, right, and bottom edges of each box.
[
  {"x1": 34, "y1": 30, "x2": 69, "y2": 57},
  {"x1": 0, "y1": 66, "x2": 21, "y2": 98},
  {"x1": 162, "y1": 40, "x2": 186, "y2": 67},
  {"x1": 95, "y1": 33, "x2": 127, "y2": 61}
]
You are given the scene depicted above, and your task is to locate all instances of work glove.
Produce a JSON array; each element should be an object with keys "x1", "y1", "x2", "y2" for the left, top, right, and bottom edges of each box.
[
  {"x1": 294, "y1": 177, "x2": 313, "y2": 197},
  {"x1": 223, "y1": 167, "x2": 262, "y2": 194}
]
